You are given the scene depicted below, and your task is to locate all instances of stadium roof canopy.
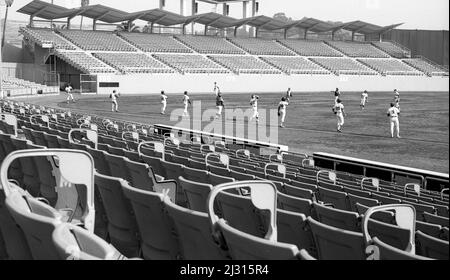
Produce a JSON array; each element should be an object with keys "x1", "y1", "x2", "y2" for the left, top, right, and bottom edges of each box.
[
  {"x1": 328, "y1": 20, "x2": 403, "y2": 35},
  {"x1": 282, "y1": 18, "x2": 336, "y2": 33},
  {"x1": 121, "y1": 9, "x2": 187, "y2": 26},
  {"x1": 17, "y1": 0, "x2": 72, "y2": 20},
  {"x1": 183, "y1": 12, "x2": 239, "y2": 28},
  {"x1": 233, "y1": 15, "x2": 287, "y2": 31},
  {"x1": 17, "y1": 0, "x2": 402, "y2": 37}
]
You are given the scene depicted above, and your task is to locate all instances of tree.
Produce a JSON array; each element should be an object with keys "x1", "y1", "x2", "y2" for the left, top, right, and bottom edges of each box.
[
  {"x1": 2, "y1": 0, "x2": 14, "y2": 47},
  {"x1": 273, "y1": 12, "x2": 293, "y2": 23},
  {"x1": 116, "y1": 21, "x2": 141, "y2": 33}
]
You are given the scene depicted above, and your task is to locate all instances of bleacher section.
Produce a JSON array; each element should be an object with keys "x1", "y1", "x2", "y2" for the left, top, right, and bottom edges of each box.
[
  {"x1": 119, "y1": 33, "x2": 192, "y2": 53},
  {"x1": 152, "y1": 54, "x2": 229, "y2": 74},
  {"x1": 229, "y1": 38, "x2": 295, "y2": 56},
  {"x1": 93, "y1": 53, "x2": 174, "y2": 74},
  {"x1": 403, "y1": 58, "x2": 449, "y2": 76},
  {"x1": 208, "y1": 55, "x2": 280, "y2": 74},
  {"x1": 260, "y1": 56, "x2": 329, "y2": 75},
  {"x1": 17, "y1": 27, "x2": 446, "y2": 78},
  {"x1": 0, "y1": 99, "x2": 448, "y2": 260},
  {"x1": 20, "y1": 27, "x2": 76, "y2": 50},
  {"x1": 278, "y1": 39, "x2": 342, "y2": 57},
  {"x1": 58, "y1": 30, "x2": 136, "y2": 52},
  {"x1": 175, "y1": 35, "x2": 245, "y2": 54},
  {"x1": 310, "y1": 57, "x2": 377, "y2": 75},
  {"x1": 357, "y1": 59, "x2": 422, "y2": 76},
  {"x1": 1, "y1": 76, "x2": 58, "y2": 96},
  {"x1": 55, "y1": 51, "x2": 117, "y2": 74},
  {"x1": 372, "y1": 42, "x2": 410, "y2": 58},
  {"x1": 326, "y1": 41, "x2": 390, "y2": 58}
]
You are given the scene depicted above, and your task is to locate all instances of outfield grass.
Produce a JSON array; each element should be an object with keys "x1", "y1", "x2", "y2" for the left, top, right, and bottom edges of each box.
[{"x1": 23, "y1": 90, "x2": 449, "y2": 173}]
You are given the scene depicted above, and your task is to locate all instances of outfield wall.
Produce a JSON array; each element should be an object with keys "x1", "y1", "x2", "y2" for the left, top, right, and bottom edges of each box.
[{"x1": 95, "y1": 74, "x2": 449, "y2": 95}]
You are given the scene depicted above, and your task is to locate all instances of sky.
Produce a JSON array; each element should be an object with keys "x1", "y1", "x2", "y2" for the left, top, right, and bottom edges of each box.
[{"x1": 2, "y1": 0, "x2": 449, "y2": 30}]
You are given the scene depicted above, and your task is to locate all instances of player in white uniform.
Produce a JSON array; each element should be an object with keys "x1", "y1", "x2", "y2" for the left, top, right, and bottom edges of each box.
[
  {"x1": 333, "y1": 88, "x2": 341, "y2": 105},
  {"x1": 387, "y1": 102, "x2": 401, "y2": 138},
  {"x1": 160, "y1": 91, "x2": 168, "y2": 115},
  {"x1": 249, "y1": 94, "x2": 260, "y2": 122},
  {"x1": 213, "y1": 82, "x2": 220, "y2": 96},
  {"x1": 333, "y1": 98, "x2": 346, "y2": 132},
  {"x1": 215, "y1": 93, "x2": 225, "y2": 119},
  {"x1": 182, "y1": 91, "x2": 191, "y2": 117},
  {"x1": 110, "y1": 90, "x2": 120, "y2": 112},
  {"x1": 65, "y1": 84, "x2": 75, "y2": 104},
  {"x1": 278, "y1": 97, "x2": 289, "y2": 128},
  {"x1": 360, "y1": 90, "x2": 369, "y2": 110},
  {"x1": 286, "y1": 88, "x2": 293, "y2": 101}
]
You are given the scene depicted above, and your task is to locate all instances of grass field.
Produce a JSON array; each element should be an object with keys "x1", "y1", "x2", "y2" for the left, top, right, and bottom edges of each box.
[{"x1": 22, "y1": 90, "x2": 449, "y2": 174}]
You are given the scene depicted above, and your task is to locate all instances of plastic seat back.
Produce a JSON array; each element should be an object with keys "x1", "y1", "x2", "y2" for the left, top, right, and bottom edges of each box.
[
  {"x1": 52, "y1": 223, "x2": 127, "y2": 260},
  {"x1": 121, "y1": 184, "x2": 180, "y2": 260},
  {"x1": 95, "y1": 174, "x2": 140, "y2": 257},
  {"x1": 163, "y1": 197, "x2": 228, "y2": 260},
  {"x1": 313, "y1": 202, "x2": 361, "y2": 232},
  {"x1": 307, "y1": 216, "x2": 366, "y2": 260},
  {"x1": 416, "y1": 230, "x2": 449, "y2": 260}
]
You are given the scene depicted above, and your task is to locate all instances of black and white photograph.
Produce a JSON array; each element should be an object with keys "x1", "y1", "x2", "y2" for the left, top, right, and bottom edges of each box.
[{"x1": 0, "y1": 0, "x2": 448, "y2": 264}]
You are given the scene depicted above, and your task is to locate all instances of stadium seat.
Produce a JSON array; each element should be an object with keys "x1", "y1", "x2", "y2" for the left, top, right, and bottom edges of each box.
[
  {"x1": 347, "y1": 193, "x2": 379, "y2": 213},
  {"x1": 369, "y1": 237, "x2": 430, "y2": 260},
  {"x1": 277, "y1": 209, "x2": 316, "y2": 256},
  {"x1": 94, "y1": 174, "x2": 140, "y2": 258},
  {"x1": 104, "y1": 153, "x2": 132, "y2": 182},
  {"x1": 52, "y1": 223, "x2": 128, "y2": 260},
  {"x1": 415, "y1": 231, "x2": 449, "y2": 260},
  {"x1": 86, "y1": 147, "x2": 111, "y2": 176},
  {"x1": 121, "y1": 183, "x2": 180, "y2": 260},
  {"x1": 313, "y1": 202, "x2": 361, "y2": 231},
  {"x1": 423, "y1": 212, "x2": 449, "y2": 227},
  {"x1": 179, "y1": 176, "x2": 213, "y2": 213},
  {"x1": 214, "y1": 219, "x2": 302, "y2": 260},
  {"x1": 215, "y1": 191, "x2": 267, "y2": 238},
  {"x1": 209, "y1": 172, "x2": 235, "y2": 186},
  {"x1": 277, "y1": 192, "x2": 313, "y2": 217},
  {"x1": 163, "y1": 196, "x2": 229, "y2": 260},
  {"x1": 416, "y1": 221, "x2": 443, "y2": 240},
  {"x1": 307, "y1": 216, "x2": 366, "y2": 260},
  {"x1": 160, "y1": 161, "x2": 185, "y2": 206},
  {"x1": 317, "y1": 187, "x2": 350, "y2": 211},
  {"x1": 356, "y1": 203, "x2": 395, "y2": 224},
  {"x1": 5, "y1": 191, "x2": 63, "y2": 259}
]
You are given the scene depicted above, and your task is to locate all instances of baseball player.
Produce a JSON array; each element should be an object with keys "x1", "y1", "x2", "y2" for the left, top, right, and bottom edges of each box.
[
  {"x1": 278, "y1": 97, "x2": 289, "y2": 128},
  {"x1": 182, "y1": 91, "x2": 191, "y2": 117},
  {"x1": 387, "y1": 102, "x2": 401, "y2": 138},
  {"x1": 65, "y1": 84, "x2": 75, "y2": 104},
  {"x1": 332, "y1": 98, "x2": 347, "y2": 132},
  {"x1": 215, "y1": 93, "x2": 224, "y2": 119},
  {"x1": 360, "y1": 90, "x2": 369, "y2": 110},
  {"x1": 110, "y1": 90, "x2": 120, "y2": 112},
  {"x1": 161, "y1": 91, "x2": 168, "y2": 115},
  {"x1": 249, "y1": 94, "x2": 260, "y2": 122}
]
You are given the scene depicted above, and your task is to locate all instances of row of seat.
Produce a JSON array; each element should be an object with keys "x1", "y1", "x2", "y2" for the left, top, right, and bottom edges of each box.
[
  {"x1": 1, "y1": 100, "x2": 449, "y2": 260},
  {"x1": 55, "y1": 51, "x2": 117, "y2": 74},
  {"x1": 93, "y1": 52, "x2": 174, "y2": 74},
  {"x1": 357, "y1": 58, "x2": 423, "y2": 76}
]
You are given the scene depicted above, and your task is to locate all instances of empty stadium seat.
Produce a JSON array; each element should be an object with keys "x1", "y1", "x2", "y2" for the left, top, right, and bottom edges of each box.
[
  {"x1": 52, "y1": 223, "x2": 127, "y2": 260},
  {"x1": 313, "y1": 202, "x2": 361, "y2": 231},
  {"x1": 415, "y1": 231, "x2": 449, "y2": 259},
  {"x1": 307, "y1": 216, "x2": 366, "y2": 260},
  {"x1": 94, "y1": 174, "x2": 140, "y2": 258},
  {"x1": 163, "y1": 196, "x2": 229, "y2": 260},
  {"x1": 121, "y1": 183, "x2": 180, "y2": 260}
]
